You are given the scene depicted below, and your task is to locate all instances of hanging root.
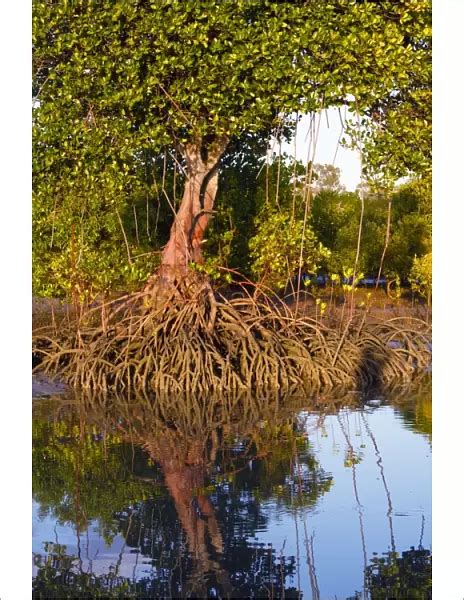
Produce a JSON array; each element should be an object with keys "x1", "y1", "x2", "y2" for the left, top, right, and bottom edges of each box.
[{"x1": 32, "y1": 286, "x2": 431, "y2": 395}]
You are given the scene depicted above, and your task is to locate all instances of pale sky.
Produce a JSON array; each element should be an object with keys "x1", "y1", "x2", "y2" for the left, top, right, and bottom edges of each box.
[{"x1": 280, "y1": 108, "x2": 362, "y2": 191}]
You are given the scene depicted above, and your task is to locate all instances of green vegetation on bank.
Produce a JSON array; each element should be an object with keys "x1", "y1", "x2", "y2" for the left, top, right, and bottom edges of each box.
[
  {"x1": 33, "y1": 1, "x2": 431, "y2": 301},
  {"x1": 33, "y1": 153, "x2": 431, "y2": 301}
]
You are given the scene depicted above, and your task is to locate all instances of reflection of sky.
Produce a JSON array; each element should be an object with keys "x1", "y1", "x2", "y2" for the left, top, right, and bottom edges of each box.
[
  {"x1": 32, "y1": 503, "x2": 154, "y2": 580},
  {"x1": 33, "y1": 403, "x2": 431, "y2": 598},
  {"x1": 251, "y1": 406, "x2": 432, "y2": 599}
]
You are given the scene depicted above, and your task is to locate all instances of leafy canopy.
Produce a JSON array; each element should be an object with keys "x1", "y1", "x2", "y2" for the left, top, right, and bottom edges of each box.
[
  {"x1": 344, "y1": 1, "x2": 431, "y2": 180},
  {"x1": 33, "y1": 0, "x2": 431, "y2": 295},
  {"x1": 34, "y1": 0, "x2": 429, "y2": 163}
]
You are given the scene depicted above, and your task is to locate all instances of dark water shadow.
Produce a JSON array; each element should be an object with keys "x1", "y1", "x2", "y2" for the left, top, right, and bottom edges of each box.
[{"x1": 356, "y1": 343, "x2": 387, "y2": 395}]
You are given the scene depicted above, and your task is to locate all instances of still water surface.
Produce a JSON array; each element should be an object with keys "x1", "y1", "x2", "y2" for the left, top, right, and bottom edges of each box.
[{"x1": 32, "y1": 383, "x2": 431, "y2": 599}]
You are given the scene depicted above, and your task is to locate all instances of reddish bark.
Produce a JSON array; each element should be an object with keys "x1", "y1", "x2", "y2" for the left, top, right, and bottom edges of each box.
[
  {"x1": 142, "y1": 433, "x2": 231, "y2": 593},
  {"x1": 150, "y1": 136, "x2": 228, "y2": 290}
]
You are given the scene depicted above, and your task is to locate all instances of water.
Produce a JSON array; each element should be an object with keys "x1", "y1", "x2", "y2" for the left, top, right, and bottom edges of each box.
[{"x1": 32, "y1": 382, "x2": 431, "y2": 599}]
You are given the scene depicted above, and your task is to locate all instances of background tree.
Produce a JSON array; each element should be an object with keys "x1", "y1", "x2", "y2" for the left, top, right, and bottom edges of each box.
[
  {"x1": 312, "y1": 163, "x2": 345, "y2": 194},
  {"x1": 308, "y1": 173, "x2": 431, "y2": 281}
]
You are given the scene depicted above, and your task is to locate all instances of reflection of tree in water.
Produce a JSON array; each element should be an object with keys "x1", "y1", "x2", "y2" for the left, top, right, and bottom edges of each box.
[
  {"x1": 392, "y1": 382, "x2": 432, "y2": 442},
  {"x1": 34, "y1": 542, "x2": 146, "y2": 599},
  {"x1": 33, "y1": 394, "x2": 334, "y2": 598},
  {"x1": 360, "y1": 377, "x2": 431, "y2": 442},
  {"x1": 342, "y1": 382, "x2": 432, "y2": 600},
  {"x1": 348, "y1": 546, "x2": 432, "y2": 600}
]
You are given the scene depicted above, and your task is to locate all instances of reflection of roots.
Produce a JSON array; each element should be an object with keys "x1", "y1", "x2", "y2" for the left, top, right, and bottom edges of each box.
[{"x1": 33, "y1": 288, "x2": 431, "y2": 394}]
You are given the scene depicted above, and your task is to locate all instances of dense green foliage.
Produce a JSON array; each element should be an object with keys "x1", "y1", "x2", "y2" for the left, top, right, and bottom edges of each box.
[
  {"x1": 249, "y1": 210, "x2": 329, "y2": 290},
  {"x1": 32, "y1": 182, "x2": 161, "y2": 298},
  {"x1": 34, "y1": 1, "x2": 427, "y2": 149},
  {"x1": 33, "y1": 0, "x2": 431, "y2": 298},
  {"x1": 310, "y1": 174, "x2": 431, "y2": 280},
  {"x1": 364, "y1": 548, "x2": 432, "y2": 599},
  {"x1": 410, "y1": 253, "x2": 432, "y2": 302},
  {"x1": 348, "y1": 2, "x2": 431, "y2": 181}
]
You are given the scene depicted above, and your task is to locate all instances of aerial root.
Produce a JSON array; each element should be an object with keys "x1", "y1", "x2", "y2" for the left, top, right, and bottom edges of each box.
[{"x1": 32, "y1": 290, "x2": 431, "y2": 395}]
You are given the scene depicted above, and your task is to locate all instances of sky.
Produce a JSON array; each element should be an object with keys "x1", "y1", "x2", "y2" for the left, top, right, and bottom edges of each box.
[{"x1": 280, "y1": 108, "x2": 362, "y2": 191}]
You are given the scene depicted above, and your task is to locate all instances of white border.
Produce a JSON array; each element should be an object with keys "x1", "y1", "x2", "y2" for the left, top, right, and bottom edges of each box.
[
  {"x1": 433, "y1": 0, "x2": 464, "y2": 598},
  {"x1": 0, "y1": 2, "x2": 32, "y2": 599}
]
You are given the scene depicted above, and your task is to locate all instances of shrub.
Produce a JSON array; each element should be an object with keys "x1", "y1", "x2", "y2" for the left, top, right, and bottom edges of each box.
[
  {"x1": 410, "y1": 253, "x2": 432, "y2": 303},
  {"x1": 249, "y1": 211, "x2": 330, "y2": 290}
]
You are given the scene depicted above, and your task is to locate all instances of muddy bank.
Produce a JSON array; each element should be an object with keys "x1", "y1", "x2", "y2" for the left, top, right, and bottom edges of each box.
[
  {"x1": 33, "y1": 297, "x2": 75, "y2": 331},
  {"x1": 284, "y1": 287, "x2": 430, "y2": 324},
  {"x1": 33, "y1": 289, "x2": 430, "y2": 332},
  {"x1": 32, "y1": 373, "x2": 68, "y2": 397}
]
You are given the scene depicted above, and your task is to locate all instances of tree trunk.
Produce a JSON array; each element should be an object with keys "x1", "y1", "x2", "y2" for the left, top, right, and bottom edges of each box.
[
  {"x1": 147, "y1": 136, "x2": 228, "y2": 294},
  {"x1": 142, "y1": 434, "x2": 232, "y2": 595}
]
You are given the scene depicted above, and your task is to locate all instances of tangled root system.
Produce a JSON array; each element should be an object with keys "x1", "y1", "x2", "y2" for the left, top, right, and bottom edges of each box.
[{"x1": 32, "y1": 286, "x2": 431, "y2": 395}]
